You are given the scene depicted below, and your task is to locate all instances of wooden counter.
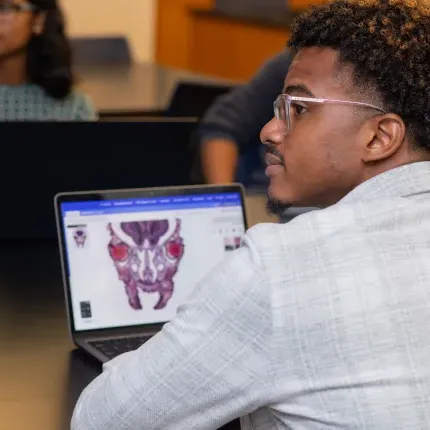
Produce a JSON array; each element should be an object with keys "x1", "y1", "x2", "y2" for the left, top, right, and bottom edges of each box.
[
  {"x1": 156, "y1": 0, "x2": 214, "y2": 72},
  {"x1": 188, "y1": 8, "x2": 293, "y2": 80},
  {"x1": 156, "y1": 1, "x2": 291, "y2": 81},
  {"x1": 155, "y1": 1, "x2": 330, "y2": 81}
]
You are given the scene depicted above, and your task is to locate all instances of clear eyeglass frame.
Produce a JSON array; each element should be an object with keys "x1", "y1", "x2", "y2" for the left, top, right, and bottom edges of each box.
[
  {"x1": 0, "y1": 2, "x2": 37, "y2": 14},
  {"x1": 274, "y1": 93, "x2": 387, "y2": 135}
]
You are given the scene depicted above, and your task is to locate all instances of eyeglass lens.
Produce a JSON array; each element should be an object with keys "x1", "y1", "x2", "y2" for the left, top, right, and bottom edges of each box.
[{"x1": 274, "y1": 95, "x2": 290, "y2": 135}]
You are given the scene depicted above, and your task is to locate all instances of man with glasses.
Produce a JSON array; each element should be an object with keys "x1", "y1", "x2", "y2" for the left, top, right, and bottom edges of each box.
[
  {"x1": 196, "y1": 50, "x2": 316, "y2": 223},
  {"x1": 72, "y1": 1, "x2": 430, "y2": 429}
]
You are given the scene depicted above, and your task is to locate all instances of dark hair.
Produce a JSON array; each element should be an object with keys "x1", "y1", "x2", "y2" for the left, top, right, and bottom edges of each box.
[
  {"x1": 288, "y1": 0, "x2": 430, "y2": 151},
  {"x1": 26, "y1": 0, "x2": 74, "y2": 99}
]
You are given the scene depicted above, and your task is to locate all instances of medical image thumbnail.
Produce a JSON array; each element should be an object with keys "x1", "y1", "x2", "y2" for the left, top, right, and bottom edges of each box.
[
  {"x1": 107, "y1": 219, "x2": 185, "y2": 311},
  {"x1": 224, "y1": 236, "x2": 241, "y2": 251},
  {"x1": 72, "y1": 225, "x2": 87, "y2": 248}
]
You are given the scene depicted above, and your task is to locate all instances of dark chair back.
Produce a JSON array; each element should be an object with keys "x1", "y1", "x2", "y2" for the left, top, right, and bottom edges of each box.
[
  {"x1": 71, "y1": 36, "x2": 132, "y2": 66},
  {"x1": 165, "y1": 81, "x2": 234, "y2": 118},
  {"x1": 0, "y1": 119, "x2": 198, "y2": 239}
]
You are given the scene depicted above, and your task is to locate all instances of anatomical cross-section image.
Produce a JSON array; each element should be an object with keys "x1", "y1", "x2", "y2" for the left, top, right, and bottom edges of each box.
[
  {"x1": 107, "y1": 219, "x2": 184, "y2": 311},
  {"x1": 73, "y1": 227, "x2": 87, "y2": 248}
]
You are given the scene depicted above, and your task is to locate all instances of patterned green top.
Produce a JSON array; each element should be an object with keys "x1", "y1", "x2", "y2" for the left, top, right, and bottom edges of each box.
[{"x1": 0, "y1": 84, "x2": 97, "y2": 121}]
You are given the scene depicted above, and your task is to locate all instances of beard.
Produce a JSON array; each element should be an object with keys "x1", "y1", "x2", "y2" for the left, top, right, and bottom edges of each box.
[
  {"x1": 264, "y1": 145, "x2": 291, "y2": 215},
  {"x1": 266, "y1": 195, "x2": 291, "y2": 216}
]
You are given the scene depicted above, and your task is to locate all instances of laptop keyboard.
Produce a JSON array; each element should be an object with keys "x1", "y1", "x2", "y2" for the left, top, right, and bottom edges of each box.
[{"x1": 89, "y1": 335, "x2": 151, "y2": 360}]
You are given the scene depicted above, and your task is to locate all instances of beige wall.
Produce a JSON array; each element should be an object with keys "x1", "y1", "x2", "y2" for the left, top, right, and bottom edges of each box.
[{"x1": 60, "y1": 0, "x2": 156, "y2": 63}]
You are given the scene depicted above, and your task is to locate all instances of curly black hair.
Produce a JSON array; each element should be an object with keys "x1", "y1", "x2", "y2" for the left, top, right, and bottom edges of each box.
[
  {"x1": 288, "y1": 0, "x2": 430, "y2": 151},
  {"x1": 26, "y1": 0, "x2": 74, "y2": 100}
]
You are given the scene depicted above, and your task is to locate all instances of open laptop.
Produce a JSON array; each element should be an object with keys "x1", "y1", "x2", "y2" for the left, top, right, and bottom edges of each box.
[{"x1": 55, "y1": 184, "x2": 248, "y2": 363}]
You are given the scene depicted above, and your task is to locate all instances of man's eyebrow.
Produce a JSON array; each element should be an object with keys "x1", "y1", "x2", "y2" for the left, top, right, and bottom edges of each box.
[{"x1": 283, "y1": 84, "x2": 316, "y2": 98}]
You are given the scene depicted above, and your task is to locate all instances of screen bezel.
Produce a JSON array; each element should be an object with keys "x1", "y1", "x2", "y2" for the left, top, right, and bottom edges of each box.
[{"x1": 54, "y1": 184, "x2": 248, "y2": 337}]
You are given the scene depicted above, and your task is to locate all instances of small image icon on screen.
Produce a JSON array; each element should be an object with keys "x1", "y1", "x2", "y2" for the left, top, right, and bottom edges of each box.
[{"x1": 80, "y1": 301, "x2": 92, "y2": 319}]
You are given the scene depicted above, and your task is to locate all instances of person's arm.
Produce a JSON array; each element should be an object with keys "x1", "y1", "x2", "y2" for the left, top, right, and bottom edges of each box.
[
  {"x1": 71, "y1": 234, "x2": 275, "y2": 430},
  {"x1": 198, "y1": 50, "x2": 294, "y2": 184},
  {"x1": 201, "y1": 137, "x2": 238, "y2": 184}
]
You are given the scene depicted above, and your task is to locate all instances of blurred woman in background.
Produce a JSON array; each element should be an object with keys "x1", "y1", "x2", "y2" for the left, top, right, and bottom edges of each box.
[{"x1": 0, "y1": 0, "x2": 96, "y2": 120}]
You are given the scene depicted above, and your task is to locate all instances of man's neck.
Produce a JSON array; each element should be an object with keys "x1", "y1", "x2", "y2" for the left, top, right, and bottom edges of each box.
[{"x1": 0, "y1": 53, "x2": 27, "y2": 85}]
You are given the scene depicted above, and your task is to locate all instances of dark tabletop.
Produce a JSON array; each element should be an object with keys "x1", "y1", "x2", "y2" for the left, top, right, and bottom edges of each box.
[
  {"x1": 0, "y1": 194, "x2": 275, "y2": 430},
  {"x1": 77, "y1": 63, "x2": 236, "y2": 116}
]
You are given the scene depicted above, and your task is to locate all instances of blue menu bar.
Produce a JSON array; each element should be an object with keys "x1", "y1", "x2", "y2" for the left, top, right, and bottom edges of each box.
[{"x1": 61, "y1": 192, "x2": 241, "y2": 216}]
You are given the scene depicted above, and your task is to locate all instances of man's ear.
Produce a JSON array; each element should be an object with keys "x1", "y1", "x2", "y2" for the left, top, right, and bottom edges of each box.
[
  {"x1": 360, "y1": 113, "x2": 406, "y2": 162},
  {"x1": 33, "y1": 12, "x2": 46, "y2": 36}
]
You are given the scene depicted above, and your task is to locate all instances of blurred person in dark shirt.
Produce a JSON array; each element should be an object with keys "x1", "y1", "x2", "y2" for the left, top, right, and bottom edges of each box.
[{"x1": 197, "y1": 51, "x2": 292, "y2": 187}]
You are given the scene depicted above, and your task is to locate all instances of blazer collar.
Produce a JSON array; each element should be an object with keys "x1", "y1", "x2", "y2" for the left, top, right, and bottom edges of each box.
[{"x1": 339, "y1": 161, "x2": 430, "y2": 204}]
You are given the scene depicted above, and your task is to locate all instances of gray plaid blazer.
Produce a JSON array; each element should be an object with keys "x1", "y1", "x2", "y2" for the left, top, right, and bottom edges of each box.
[{"x1": 72, "y1": 162, "x2": 430, "y2": 429}]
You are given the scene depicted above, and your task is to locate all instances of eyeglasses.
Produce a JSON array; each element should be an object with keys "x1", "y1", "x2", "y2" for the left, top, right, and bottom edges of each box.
[
  {"x1": 0, "y1": 2, "x2": 37, "y2": 26},
  {"x1": 274, "y1": 94, "x2": 387, "y2": 136},
  {"x1": 0, "y1": 2, "x2": 37, "y2": 14}
]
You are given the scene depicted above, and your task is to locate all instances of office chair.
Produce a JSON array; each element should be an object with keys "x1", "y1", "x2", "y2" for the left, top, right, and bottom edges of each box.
[
  {"x1": 71, "y1": 36, "x2": 133, "y2": 67},
  {"x1": 165, "y1": 81, "x2": 235, "y2": 118}
]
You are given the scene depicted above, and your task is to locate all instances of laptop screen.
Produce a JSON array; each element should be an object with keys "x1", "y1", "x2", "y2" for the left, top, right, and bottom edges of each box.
[{"x1": 59, "y1": 188, "x2": 246, "y2": 332}]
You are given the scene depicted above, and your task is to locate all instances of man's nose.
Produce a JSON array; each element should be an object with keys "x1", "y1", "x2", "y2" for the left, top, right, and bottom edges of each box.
[{"x1": 260, "y1": 117, "x2": 283, "y2": 146}]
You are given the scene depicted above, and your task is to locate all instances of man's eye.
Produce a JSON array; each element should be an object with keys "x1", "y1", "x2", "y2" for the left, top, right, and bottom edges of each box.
[{"x1": 292, "y1": 103, "x2": 307, "y2": 116}]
